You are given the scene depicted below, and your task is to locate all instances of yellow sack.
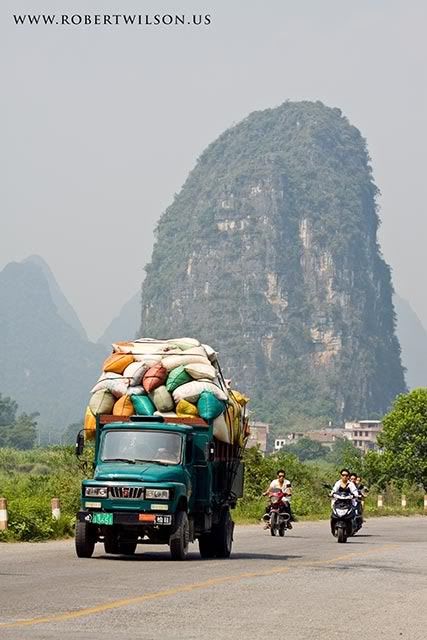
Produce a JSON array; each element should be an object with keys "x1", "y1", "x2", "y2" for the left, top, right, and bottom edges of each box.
[
  {"x1": 103, "y1": 353, "x2": 134, "y2": 374},
  {"x1": 230, "y1": 389, "x2": 250, "y2": 406},
  {"x1": 176, "y1": 399, "x2": 199, "y2": 417},
  {"x1": 84, "y1": 406, "x2": 96, "y2": 441},
  {"x1": 113, "y1": 395, "x2": 134, "y2": 416}
]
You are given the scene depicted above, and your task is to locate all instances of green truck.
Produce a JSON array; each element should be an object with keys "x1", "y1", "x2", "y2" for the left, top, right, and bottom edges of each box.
[{"x1": 75, "y1": 414, "x2": 244, "y2": 560}]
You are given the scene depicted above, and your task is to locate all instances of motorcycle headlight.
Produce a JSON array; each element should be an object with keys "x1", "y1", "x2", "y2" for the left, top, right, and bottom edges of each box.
[
  {"x1": 336, "y1": 508, "x2": 348, "y2": 517},
  {"x1": 145, "y1": 489, "x2": 169, "y2": 500},
  {"x1": 84, "y1": 486, "x2": 108, "y2": 498}
]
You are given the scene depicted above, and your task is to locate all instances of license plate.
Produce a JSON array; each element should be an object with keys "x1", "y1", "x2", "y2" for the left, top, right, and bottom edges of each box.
[
  {"x1": 91, "y1": 512, "x2": 113, "y2": 525},
  {"x1": 155, "y1": 515, "x2": 172, "y2": 525}
]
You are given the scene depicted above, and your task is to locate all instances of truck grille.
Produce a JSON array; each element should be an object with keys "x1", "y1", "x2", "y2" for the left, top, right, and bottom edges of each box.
[{"x1": 110, "y1": 486, "x2": 144, "y2": 499}]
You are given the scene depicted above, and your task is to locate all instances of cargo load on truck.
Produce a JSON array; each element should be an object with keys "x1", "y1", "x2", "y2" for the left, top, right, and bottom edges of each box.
[
  {"x1": 84, "y1": 337, "x2": 250, "y2": 446},
  {"x1": 75, "y1": 337, "x2": 250, "y2": 561}
]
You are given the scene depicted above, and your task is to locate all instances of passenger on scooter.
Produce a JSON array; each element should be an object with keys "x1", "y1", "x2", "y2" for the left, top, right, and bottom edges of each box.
[
  {"x1": 262, "y1": 469, "x2": 293, "y2": 529},
  {"x1": 331, "y1": 469, "x2": 359, "y2": 506}
]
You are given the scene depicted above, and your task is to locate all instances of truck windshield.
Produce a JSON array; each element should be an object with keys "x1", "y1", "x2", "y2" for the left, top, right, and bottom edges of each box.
[{"x1": 100, "y1": 430, "x2": 183, "y2": 465}]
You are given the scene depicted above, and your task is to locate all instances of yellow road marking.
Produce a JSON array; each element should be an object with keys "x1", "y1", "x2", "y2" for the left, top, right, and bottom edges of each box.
[{"x1": 0, "y1": 544, "x2": 397, "y2": 629}]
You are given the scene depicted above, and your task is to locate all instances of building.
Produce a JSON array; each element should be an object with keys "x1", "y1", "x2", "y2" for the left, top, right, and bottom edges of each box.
[
  {"x1": 344, "y1": 420, "x2": 382, "y2": 452},
  {"x1": 274, "y1": 432, "x2": 305, "y2": 451},
  {"x1": 274, "y1": 429, "x2": 346, "y2": 451},
  {"x1": 304, "y1": 429, "x2": 347, "y2": 449},
  {"x1": 246, "y1": 421, "x2": 270, "y2": 453}
]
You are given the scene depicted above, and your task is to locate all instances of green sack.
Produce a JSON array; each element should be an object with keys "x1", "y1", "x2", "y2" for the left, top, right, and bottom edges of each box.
[
  {"x1": 166, "y1": 365, "x2": 192, "y2": 392},
  {"x1": 131, "y1": 394, "x2": 156, "y2": 416},
  {"x1": 197, "y1": 391, "x2": 226, "y2": 421}
]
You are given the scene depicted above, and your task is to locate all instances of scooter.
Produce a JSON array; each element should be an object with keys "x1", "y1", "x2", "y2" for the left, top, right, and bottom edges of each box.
[
  {"x1": 262, "y1": 490, "x2": 291, "y2": 537},
  {"x1": 330, "y1": 492, "x2": 362, "y2": 543}
]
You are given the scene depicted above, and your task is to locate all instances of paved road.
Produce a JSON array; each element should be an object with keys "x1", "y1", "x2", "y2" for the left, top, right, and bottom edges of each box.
[{"x1": 0, "y1": 517, "x2": 426, "y2": 640}]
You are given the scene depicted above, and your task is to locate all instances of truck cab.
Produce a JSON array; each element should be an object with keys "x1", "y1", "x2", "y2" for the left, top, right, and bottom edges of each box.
[{"x1": 75, "y1": 415, "x2": 244, "y2": 560}]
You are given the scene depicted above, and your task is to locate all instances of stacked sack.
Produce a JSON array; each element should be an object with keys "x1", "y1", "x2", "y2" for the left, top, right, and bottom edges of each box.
[{"x1": 84, "y1": 337, "x2": 249, "y2": 446}]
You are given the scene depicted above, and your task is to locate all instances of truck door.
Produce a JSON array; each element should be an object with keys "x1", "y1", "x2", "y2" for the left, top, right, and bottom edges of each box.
[{"x1": 190, "y1": 433, "x2": 212, "y2": 509}]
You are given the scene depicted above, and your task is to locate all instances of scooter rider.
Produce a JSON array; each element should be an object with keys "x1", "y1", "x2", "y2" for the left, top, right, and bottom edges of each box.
[
  {"x1": 331, "y1": 469, "x2": 359, "y2": 503},
  {"x1": 331, "y1": 469, "x2": 359, "y2": 514},
  {"x1": 263, "y1": 469, "x2": 293, "y2": 529}
]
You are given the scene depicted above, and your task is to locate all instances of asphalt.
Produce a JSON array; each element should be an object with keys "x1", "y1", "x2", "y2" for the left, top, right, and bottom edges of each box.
[{"x1": 0, "y1": 516, "x2": 426, "y2": 640}]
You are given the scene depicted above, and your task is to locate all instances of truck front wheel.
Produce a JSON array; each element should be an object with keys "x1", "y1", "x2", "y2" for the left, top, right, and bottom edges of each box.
[
  {"x1": 169, "y1": 511, "x2": 189, "y2": 560},
  {"x1": 75, "y1": 521, "x2": 96, "y2": 558}
]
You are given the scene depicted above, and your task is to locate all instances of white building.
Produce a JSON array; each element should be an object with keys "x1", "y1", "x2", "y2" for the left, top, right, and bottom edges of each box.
[{"x1": 344, "y1": 420, "x2": 382, "y2": 452}]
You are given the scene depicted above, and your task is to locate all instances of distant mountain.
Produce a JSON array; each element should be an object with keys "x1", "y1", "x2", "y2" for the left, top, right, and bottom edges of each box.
[
  {"x1": 394, "y1": 294, "x2": 427, "y2": 389},
  {"x1": 0, "y1": 260, "x2": 107, "y2": 429},
  {"x1": 23, "y1": 255, "x2": 88, "y2": 340},
  {"x1": 139, "y1": 100, "x2": 405, "y2": 426},
  {"x1": 98, "y1": 291, "x2": 140, "y2": 348}
]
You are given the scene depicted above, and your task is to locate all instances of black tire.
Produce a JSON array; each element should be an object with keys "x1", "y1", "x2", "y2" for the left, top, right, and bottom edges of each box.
[
  {"x1": 337, "y1": 526, "x2": 347, "y2": 543},
  {"x1": 75, "y1": 521, "x2": 95, "y2": 558},
  {"x1": 270, "y1": 512, "x2": 277, "y2": 536},
  {"x1": 118, "y1": 541, "x2": 137, "y2": 555},
  {"x1": 170, "y1": 511, "x2": 189, "y2": 560},
  {"x1": 278, "y1": 523, "x2": 286, "y2": 537},
  {"x1": 214, "y1": 509, "x2": 234, "y2": 559},
  {"x1": 198, "y1": 533, "x2": 216, "y2": 559}
]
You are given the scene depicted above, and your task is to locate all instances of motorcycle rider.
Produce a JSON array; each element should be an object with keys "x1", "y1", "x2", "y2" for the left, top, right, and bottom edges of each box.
[
  {"x1": 330, "y1": 468, "x2": 360, "y2": 533},
  {"x1": 262, "y1": 469, "x2": 293, "y2": 529}
]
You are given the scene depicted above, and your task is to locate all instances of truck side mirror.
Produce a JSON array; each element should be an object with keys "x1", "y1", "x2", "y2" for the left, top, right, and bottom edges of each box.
[
  {"x1": 75, "y1": 431, "x2": 85, "y2": 457},
  {"x1": 206, "y1": 441, "x2": 215, "y2": 462}
]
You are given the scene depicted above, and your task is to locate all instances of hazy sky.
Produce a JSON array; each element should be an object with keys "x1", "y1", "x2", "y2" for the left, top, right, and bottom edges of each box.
[{"x1": 1, "y1": 0, "x2": 426, "y2": 340}]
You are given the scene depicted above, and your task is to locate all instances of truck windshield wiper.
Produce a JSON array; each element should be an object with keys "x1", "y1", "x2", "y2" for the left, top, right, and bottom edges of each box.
[
  {"x1": 102, "y1": 458, "x2": 136, "y2": 464},
  {"x1": 133, "y1": 458, "x2": 169, "y2": 466}
]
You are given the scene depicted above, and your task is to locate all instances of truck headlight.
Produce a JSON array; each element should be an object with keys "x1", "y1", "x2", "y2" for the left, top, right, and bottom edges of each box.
[
  {"x1": 84, "y1": 486, "x2": 108, "y2": 498},
  {"x1": 145, "y1": 489, "x2": 169, "y2": 500}
]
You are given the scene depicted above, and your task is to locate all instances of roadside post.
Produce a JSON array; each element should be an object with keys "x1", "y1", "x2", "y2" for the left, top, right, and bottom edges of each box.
[
  {"x1": 51, "y1": 498, "x2": 61, "y2": 520},
  {"x1": 0, "y1": 497, "x2": 8, "y2": 530},
  {"x1": 401, "y1": 495, "x2": 407, "y2": 509},
  {"x1": 377, "y1": 494, "x2": 383, "y2": 508}
]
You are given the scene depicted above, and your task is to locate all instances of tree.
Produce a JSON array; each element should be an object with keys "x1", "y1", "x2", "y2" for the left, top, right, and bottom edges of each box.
[
  {"x1": 0, "y1": 394, "x2": 38, "y2": 449},
  {"x1": 326, "y1": 438, "x2": 362, "y2": 470},
  {"x1": 376, "y1": 388, "x2": 427, "y2": 490},
  {"x1": 5, "y1": 413, "x2": 38, "y2": 450},
  {"x1": 0, "y1": 393, "x2": 18, "y2": 426},
  {"x1": 287, "y1": 437, "x2": 327, "y2": 461}
]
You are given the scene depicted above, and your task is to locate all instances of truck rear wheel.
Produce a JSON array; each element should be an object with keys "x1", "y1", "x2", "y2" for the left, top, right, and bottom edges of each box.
[
  {"x1": 214, "y1": 508, "x2": 234, "y2": 559},
  {"x1": 170, "y1": 511, "x2": 189, "y2": 560},
  {"x1": 119, "y1": 542, "x2": 137, "y2": 555},
  {"x1": 75, "y1": 521, "x2": 95, "y2": 558},
  {"x1": 198, "y1": 533, "x2": 216, "y2": 559}
]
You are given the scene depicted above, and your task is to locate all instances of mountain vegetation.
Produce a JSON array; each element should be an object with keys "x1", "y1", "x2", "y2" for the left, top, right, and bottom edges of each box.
[
  {"x1": 139, "y1": 101, "x2": 406, "y2": 431},
  {"x1": 0, "y1": 260, "x2": 108, "y2": 431}
]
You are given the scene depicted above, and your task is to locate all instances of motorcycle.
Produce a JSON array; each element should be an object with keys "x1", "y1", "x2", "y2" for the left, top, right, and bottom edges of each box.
[
  {"x1": 330, "y1": 491, "x2": 362, "y2": 543},
  {"x1": 262, "y1": 489, "x2": 291, "y2": 537}
]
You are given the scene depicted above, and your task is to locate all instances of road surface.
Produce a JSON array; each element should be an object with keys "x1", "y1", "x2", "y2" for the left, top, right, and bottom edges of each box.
[{"x1": 0, "y1": 516, "x2": 426, "y2": 639}]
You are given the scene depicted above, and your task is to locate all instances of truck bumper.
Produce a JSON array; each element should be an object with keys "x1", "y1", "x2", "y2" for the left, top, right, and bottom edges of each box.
[{"x1": 78, "y1": 510, "x2": 173, "y2": 527}]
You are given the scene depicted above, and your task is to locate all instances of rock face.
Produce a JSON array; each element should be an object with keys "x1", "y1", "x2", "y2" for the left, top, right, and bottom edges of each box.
[{"x1": 139, "y1": 101, "x2": 406, "y2": 425}]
